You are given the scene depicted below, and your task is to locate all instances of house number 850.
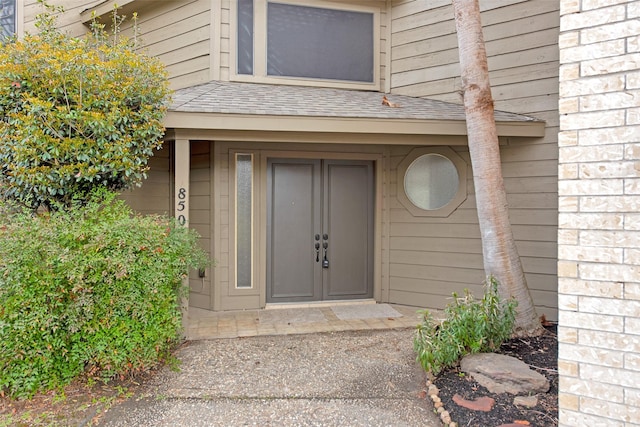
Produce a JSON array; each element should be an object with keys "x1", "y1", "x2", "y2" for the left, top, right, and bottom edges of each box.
[{"x1": 177, "y1": 187, "x2": 187, "y2": 225}]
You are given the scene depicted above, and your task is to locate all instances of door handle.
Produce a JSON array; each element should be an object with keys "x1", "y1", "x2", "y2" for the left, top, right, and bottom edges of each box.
[
  {"x1": 315, "y1": 242, "x2": 320, "y2": 262},
  {"x1": 322, "y1": 241, "x2": 329, "y2": 268}
]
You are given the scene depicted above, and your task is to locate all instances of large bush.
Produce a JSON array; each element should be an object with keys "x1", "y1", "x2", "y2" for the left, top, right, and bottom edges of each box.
[
  {"x1": 0, "y1": 2, "x2": 170, "y2": 210},
  {"x1": 0, "y1": 193, "x2": 207, "y2": 398},
  {"x1": 414, "y1": 277, "x2": 517, "y2": 376}
]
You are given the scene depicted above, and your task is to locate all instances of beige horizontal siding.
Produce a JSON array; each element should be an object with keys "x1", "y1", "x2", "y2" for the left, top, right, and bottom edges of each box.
[
  {"x1": 388, "y1": 0, "x2": 559, "y2": 320},
  {"x1": 188, "y1": 141, "x2": 212, "y2": 309},
  {"x1": 119, "y1": 144, "x2": 171, "y2": 215}
]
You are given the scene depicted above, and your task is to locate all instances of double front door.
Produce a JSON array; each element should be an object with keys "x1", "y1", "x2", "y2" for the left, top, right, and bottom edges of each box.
[{"x1": 267, "y1": 158, "x2": 374, "y2": 302}]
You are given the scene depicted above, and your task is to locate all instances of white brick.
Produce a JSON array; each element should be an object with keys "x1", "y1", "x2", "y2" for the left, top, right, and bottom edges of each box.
[
  {"x1": 558, "y1": 325, "x2": 579, "y2": 344},
  {"x1": 578, "y1": 126, "x2": 640, "y2": 145},
  {"x1": 560, "y1": 343, "x2": 625, "y2": 368},
  {"x1": 561, "y1": 39, "x2": 626, "y2": 63},
  {"x1": 580, "y1": 161, "x2": 640, "y2": 179},
  {"x1": 558, "y1": 278, "x2": 624, "y2": 298},
  {"x1": 560, "y1": 75, "x2": 625, "y2": 96},
  {"x1": 625, "y1": 214, "x2": 640, "y2": 230},
  {"x1": 560, "y1": 145, "x2": 624, "y2": 163},
  {"x1": 580, "y1": 195, "x2": 640, "y2": 212},
  {"x1": 580, "y1": 230, "x2": 640, "y2": 248},
  {"x1": 559, "y1": 260, "x2": 579, "y2": 277},
  {"x1": 580, "y1": 296, "x2": 640, "y2": 317},
  {"x1": 579, "y1": 263, "x2": 639, "y2": 282},
  {"x1": 582, "y1": 53, "x2": 640, "y2": 77},
  {"x1": 559, "y1": 244, "x2": 624, "y2": 263},
  {"x1": 558, "y1": 212, "x2": 624, "y2": 230},
  {"x1": 580, "y1": 91, "x2": 640, "y2": 112},
  {"x1": 627, "y1": 317, "x2": 640, "y2": 335},
  {"x1": 560, "y1": 63, "x2": 580, "y2": 81},
  {"x1": 559, "y1": 130, "x2": 578, "y2": 147},
  {"x1": 560, "y1": 408, "x2": 624, "y2": 427},
  {"x1": 559, "y1": 229, "x2": 579, "y2": 244},
  {"x1": 560, "y1": 97, "x2": 580, "y2": 114},
  {"x1": 625, "y1": 353, "x2": 640, "y2": 372},
  {"x1": 560, "y1": 310, "x2": 624, "y2": 332},
  {"x1": 559, "y1": 294, "x2": 579, "y2": 310},
  {"x1": 626, "y1": 179, "x2": 640, "y2": 195},
  {"x1": 559, "y1": 178, "x2": 624, "y2": 195},
  {"x1": 559, "y1": 30, "x2": 580, "y2": 48},
  {"x1": 625, "y1": 144, "x2": 640, "y2": 161},
  {"x1": 560, "y1": 0, "x2": 580, "y2": 15},
  {"x1": 628, "y1": 70, "x2": 640, "y2": 89},
  {"x1": 628, "y1": 108, "x2": 640, "y2": 125},
  {"x1": 561, "y1": 376, "x2": 624, "y2": 400},
  {"x1": 559, "y1": 196, "x2": 579, "y2": 212},
  {"x1": 559, "y1": 164, "x2": 579, "y2": 179},
  {"x1": 561, "y1": 110, "x2": 625, "y2": 130},
  {"x1": 581, "y1": 364, "x2": 640, "y2": 388},
  {"x1": 626, "y1": 388, "x2": 640, "y2": 406},
  {"x1": 560, "y1": 5, "x2": 626, "y2": 31},
  {"x1": 581, "y1": 0, "x2": 630, "y2": 11},
  {"x1": 625, "y1": 249, "x2": 640, "y2": 265},
  {"x1": 580, "y1": 396, "x2": 640, "y2": 423},
  {"x1": 581, "y1": 20, "x2": 640, "y2": 44},
  {"x1": 630, "y1": 1, "x2": 640, "y2": 19},
  {"x1": 630, "y1": 35, "x2": 640, "y2": 53},
  {"x1": 579, "y1": 330, "x2": 640, "y2": 352},
  {"x1": 626, "y1": 282, "x2": 640, "y2": 300}
]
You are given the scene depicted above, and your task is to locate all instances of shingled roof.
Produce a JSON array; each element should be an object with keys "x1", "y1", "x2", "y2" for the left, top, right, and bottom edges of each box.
[{"x1": 170, "y1": 81, "x2": 541, "y2": 123}]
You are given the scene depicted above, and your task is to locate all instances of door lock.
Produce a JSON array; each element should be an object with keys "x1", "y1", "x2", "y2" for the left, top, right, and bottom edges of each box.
[{"x1": 322, "y1": 241, "x2": 329, "y2": 268}]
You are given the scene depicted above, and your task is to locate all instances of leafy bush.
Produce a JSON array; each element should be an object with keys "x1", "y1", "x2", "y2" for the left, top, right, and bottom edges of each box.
[
  {"x1": 414, "y1": 276, "x2": 517, "y2": 376},
  {"x1": 0, "y1": 192, "x2": 207, "y2": 398},
  {"x1": 0, "y1": 2, "x2": 170, "y2": 210}
]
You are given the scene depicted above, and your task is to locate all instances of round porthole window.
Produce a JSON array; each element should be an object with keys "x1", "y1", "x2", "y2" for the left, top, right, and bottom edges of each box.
[
  {"x1": 397, "y1": 147, "x2": 467, "y2": 217},
  {"x1": 404, "y1": 154, "x2": 459, "y2": 210}
]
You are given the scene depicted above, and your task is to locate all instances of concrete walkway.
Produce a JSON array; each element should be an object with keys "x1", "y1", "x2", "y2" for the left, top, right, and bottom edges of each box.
[
  {"x1": 186, "y1": 301, "x2": 425, "y2": 340},
  {"x1": 98, "y1": 303, "x2": 442, "y2": 426}
]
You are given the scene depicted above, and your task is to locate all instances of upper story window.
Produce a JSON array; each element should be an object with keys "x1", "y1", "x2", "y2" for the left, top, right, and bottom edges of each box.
[
  {"x1": 0, "y1": 0, "x2": 15, "y2": 42},
  {"x1": 234, "y1": 0, "x2": 379, "y2": 90}
]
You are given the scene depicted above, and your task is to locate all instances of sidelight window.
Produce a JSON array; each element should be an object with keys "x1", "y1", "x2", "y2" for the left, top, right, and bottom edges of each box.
[{"x1": 235, "y1": 153, "x2": 254, "y2": 289}]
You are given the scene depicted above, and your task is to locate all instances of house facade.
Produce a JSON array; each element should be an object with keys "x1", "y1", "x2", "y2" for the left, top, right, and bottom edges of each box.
[{"x1": 20, "y1": 0, "x2": 560, "y2": 318}]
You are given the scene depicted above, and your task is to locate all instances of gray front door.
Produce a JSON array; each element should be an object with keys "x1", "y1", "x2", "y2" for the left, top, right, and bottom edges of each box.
[{"x1": 267, "y1": 158, "x2": 374, "y2": 302}]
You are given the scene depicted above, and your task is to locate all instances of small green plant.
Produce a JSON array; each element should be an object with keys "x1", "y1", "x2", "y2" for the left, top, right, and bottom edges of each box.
[
  {"x1": 413, "y1": 276, "x2": 517, "y2": 376},
  {"x1": 0, "y1": 191, "x2": 208, "y2": 398}
]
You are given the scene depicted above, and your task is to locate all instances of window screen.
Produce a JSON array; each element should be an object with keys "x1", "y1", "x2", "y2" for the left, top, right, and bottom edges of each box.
[
  {"x1": 266, "y1": 2, "x2": 374, "y2": 82},
  {"x1": 237, "y1": 0, "x2": 254, "y2": 75},
  {"x1": 0, "y1": 0, "x2": 15, "y2": 42}
]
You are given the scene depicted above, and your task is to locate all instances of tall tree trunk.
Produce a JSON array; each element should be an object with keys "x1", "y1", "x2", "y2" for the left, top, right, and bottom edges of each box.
[{"x1": 451, "y1": 0, "x2": 542, "y2": 336}]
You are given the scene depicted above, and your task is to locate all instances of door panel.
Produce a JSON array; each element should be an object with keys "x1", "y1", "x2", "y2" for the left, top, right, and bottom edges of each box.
[
  {"x1": 267, "y1": 159, "x2": 321, "y2": 301},
  {"x1": 267, "y1": 158, "x2": 373, "y2": 303},
  {"x1": 324, "y1": 161, "x2": 374, "y2": 299}
]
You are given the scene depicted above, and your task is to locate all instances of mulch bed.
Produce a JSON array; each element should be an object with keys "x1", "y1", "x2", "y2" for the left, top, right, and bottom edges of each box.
[{"x1": 433, "y1": 325, "x2": 558, "y2": 427}]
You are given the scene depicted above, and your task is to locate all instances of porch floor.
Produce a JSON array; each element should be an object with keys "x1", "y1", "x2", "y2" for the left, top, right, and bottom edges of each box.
[{"x1": 186, "y1": 302, "x2": 427, "y2": 340}]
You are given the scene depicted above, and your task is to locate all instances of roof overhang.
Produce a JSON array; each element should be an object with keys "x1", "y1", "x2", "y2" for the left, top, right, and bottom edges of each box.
[{"x1": 164, "y1": 81, "x2": 546, "y2": 144}]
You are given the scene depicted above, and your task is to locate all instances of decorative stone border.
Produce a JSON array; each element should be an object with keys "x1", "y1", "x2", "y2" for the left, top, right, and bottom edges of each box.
[{"x1": 426, "y1": 378, "x2": 457, "y2": 427}]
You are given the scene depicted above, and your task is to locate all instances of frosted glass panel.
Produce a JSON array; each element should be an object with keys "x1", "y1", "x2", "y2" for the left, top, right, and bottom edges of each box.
[
  {"x1": 237, "y1": 0, "x2": 254, "y2": 75},
  {"x1": 236, "y1": 154, "x2": 253, "y2": 288},
  {"x1": 404, "y1": 154, "x2": 459, "y2": 210},
  {"x1": 0, "y1": 0, "x2": 15, "y2": 42},
  {"x1": 267, "y1": 2, "x2": 374, "y2": 82}
]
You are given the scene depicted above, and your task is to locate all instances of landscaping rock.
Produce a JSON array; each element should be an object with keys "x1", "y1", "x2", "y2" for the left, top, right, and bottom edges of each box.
[
  {"x1": 452, "y1": 394, "x2": 495, "y2": 411},
  {"x1": 514, "y1": 395, "x2": 538, "y2": 408},
  {"x1": 460, "y1": 353, "x2": 549, "y2": 395}
]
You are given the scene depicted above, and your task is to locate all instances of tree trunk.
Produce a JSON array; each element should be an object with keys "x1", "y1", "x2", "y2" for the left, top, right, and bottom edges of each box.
[{"x1": 451, "y1": 0, "x2": 542, "y2": 336}]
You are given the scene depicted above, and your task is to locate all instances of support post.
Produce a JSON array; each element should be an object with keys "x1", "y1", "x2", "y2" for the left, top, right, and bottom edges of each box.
[{"x1": 174, "y1": 139, "x2": 190, "y2": 337}]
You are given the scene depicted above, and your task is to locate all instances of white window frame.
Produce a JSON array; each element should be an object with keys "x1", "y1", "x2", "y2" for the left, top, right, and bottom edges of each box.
[
  {"x1": 230, "y1": 0, "x2": 380, "y2": 91},
  {"x1": 233, "y1": 152, "x2": 255, "y2": 290}
]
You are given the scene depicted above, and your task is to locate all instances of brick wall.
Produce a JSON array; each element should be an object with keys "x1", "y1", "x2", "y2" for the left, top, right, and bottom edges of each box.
[{"x1": 558, "y1": 0, "x2": 640, "y2": 425}]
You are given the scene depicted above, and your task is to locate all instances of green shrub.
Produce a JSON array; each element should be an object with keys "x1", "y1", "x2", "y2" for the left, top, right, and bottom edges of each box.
[
  {"x1": 0, "y1": 192, "x2": 208, "y2": 398},
  {"x1": 0, "y1": 2, "x2": 170, "y2": 211},
  {"x1": 413, "y1": 276, "x2": 517, "y2": 376}
]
